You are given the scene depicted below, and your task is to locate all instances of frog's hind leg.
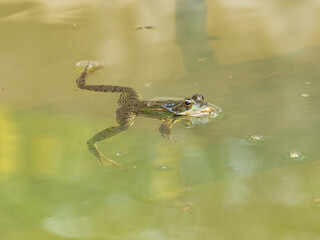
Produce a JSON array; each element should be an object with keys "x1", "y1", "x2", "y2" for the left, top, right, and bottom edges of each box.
[
  {"x1": 87, "y1": 109, "x2": 136, "y2": 168},
  {"x1": 76, "y1": 64, "x2": 140, "y2": 99},
  {"x1": 87, "y1": 126, "x2": 125, "y2": 168},
  {"x1": 159, "y1": 119, "x2": 182, "y2": 143}
]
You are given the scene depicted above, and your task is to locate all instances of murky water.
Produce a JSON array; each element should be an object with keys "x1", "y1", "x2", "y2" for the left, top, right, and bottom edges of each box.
[{"x1": 1, "y1": 1, "x2": 320, "y2": 239}]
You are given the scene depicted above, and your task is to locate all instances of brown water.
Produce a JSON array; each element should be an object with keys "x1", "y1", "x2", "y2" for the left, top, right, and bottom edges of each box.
[{"x1": 1, "y1": 1, "x2": 320, "y2": 239}]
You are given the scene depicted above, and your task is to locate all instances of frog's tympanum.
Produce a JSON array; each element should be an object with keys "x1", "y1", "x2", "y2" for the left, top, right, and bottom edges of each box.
[{"x1": 76, "y1": 63, "x2": 222, "y2": 168}]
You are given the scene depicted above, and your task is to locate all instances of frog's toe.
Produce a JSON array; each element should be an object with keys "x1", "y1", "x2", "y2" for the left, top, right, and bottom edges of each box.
[
  {"x1": 75, "y1": 60, "x2": 106, "y2": 73},
  {"x1": 169, "y1": 136, "x2": 184, "y2": 143},
  {"x1": 84, "y1": 62, "x2": 91, "y2": 72},
  {"x1": 162, "y1": 134, "x2": 184, "y2": 143},
  {"x1": 100, "y1": 155, "x2": 125, "y2": 170},
  {"x1": 86, "y1": 63, "x2": 107, "y2": 74}
]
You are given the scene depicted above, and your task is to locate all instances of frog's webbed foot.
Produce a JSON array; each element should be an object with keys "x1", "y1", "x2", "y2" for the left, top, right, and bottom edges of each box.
[
  {"x1": 87, "y1": 140, "x2": 125, "y2": 169},
  {"x1": 84, "y1": 62, "x2": 107, "y2": 75},
  {"x1": 86, "y1": 110, "x2": 135, "y2": 168},
  {"x1": 159, "y1": 119, "x2": 183, "y2": 143},
  {"x1": 99, "y1": 153, "x2": 125, "y2": 170},
  {"x1": 164, "y1": 134, "x2": 184, "y2": 143},
  {"x1": 87, "y1": 126, "x2": 128, "y2": 169}
]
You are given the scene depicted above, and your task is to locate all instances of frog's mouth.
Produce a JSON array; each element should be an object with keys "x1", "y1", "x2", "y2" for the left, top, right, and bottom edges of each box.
[{"x1": 185, "y1": 104, "x2": 223, "y2": 118}]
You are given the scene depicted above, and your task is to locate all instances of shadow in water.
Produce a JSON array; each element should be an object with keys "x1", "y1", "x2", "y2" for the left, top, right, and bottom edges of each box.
[{"x1": 175, "y1": 0, "x2": 219, "y2": 72}]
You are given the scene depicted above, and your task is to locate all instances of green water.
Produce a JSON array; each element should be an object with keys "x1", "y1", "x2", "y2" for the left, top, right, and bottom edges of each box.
[{"x1": 1, "y1": 1, "x2": 320, "y2": 239}]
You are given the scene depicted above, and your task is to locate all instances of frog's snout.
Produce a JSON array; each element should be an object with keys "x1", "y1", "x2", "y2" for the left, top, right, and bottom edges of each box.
[{"x1": 200, "y1": 104, "x2": 214, "y2": 113}]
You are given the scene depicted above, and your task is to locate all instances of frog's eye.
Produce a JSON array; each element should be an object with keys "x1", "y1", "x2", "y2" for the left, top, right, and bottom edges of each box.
[
  {"x1": 183, "y1": 99, "x2": 193, "y2": 109},
  {"x1": 192, "y1": 94, "x2": 204, "y2": 102}
]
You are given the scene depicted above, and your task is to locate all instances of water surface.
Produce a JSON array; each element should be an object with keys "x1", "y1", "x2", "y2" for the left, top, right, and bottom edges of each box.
[{"x1": 1, "y1": 1, "x2": 320, "y2": 239}]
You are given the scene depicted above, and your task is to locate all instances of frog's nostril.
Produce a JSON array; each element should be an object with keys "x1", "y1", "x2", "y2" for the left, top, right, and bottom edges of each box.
[{"x1": 201, "y1": 103, "x2": 208, "y2": 107}]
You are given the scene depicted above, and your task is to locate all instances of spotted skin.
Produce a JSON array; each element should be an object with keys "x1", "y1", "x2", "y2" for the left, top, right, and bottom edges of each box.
[{"x1": 76, "y1": 63, "x2": 217, "y2": 168}]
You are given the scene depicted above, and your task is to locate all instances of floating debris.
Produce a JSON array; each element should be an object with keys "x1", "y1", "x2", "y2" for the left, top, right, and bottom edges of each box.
[
  {"x1": 208, "y1": 36, "x2": 220, "y2": 40},
  {"x1": 311, "y1": 196, "x2": 320, "y2": 202},
  {"x1": 246, "y1": 135, "x2": 265, "y2": 143},
  {"x1": 305, "y1": 82, "x2": 311, "y2": 85},
  {"x1": 299, "y1": 93, "x2": 310, "y2": 98},
  {"x1": 135, "y1": 25, "x2": 155, "y2": 30},
  {"x1": 197, "y1": 57, "x2": 205, "y2": 62},
  {"x1": 144, "y1": 83, "x2": 151, "y2": 87},
  {"x1": 180, "y1": 204, "x2": 192, "y2": 212}
]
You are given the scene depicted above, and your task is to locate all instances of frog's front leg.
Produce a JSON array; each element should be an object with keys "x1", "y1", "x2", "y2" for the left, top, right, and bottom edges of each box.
[
  {"x1": 87, "y1": 108, "x2": 135, "y2": 168},
  {"x1": 159, "y1": 119, "x2": 182, "y2": 142}
]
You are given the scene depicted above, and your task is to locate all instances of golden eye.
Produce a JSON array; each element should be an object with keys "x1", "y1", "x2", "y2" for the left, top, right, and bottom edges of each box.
[{"x1": 183, "y1": 99, "x2": 193, "y2": 109}]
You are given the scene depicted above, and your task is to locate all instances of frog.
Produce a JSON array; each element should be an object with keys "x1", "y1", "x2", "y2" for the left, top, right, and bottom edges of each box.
[{"x1": 76, "y1": 63, "x2": 222, "y2": 168}]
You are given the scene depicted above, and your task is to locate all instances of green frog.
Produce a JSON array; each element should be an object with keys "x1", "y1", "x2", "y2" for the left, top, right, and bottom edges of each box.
[{"x1": 76, "y1": 63, "x2": 222, "y2": 168}]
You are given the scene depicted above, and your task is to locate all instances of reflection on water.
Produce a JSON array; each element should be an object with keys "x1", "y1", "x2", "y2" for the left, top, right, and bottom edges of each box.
[{"x1": 1, "y1": 0, "x2": 320, "y2": 239}]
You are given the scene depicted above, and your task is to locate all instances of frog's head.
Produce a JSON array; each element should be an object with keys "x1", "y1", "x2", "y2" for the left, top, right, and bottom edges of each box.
[{"x1": 161, "y1": 94, "x2": 222, "y2": 117}]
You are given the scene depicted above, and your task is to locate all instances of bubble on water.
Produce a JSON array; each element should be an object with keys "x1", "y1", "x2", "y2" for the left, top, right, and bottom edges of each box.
[
  {"x1": 246, "y1": 135, "x2": 265, "y2": 143},
  {"x1": 226, "y1": 167, "x2": 236, "y2": 172},
  {"x1": 115, "y1": 152, "x2": 127, "y2": 157},
  {"x1": 158, "y1": 165, "x2": 172, "y2": 171},
  {"x1": 284, "y1": 151, "x2": 306, "y2": 161},
  {"x1": 305, "y1": 82, "x2": 311, "y2": 85},
  {"x1": 289, "y1": 151, "x2": 301, "y2": 159},
  {"x1": 299, "y1": 93, "x2": 310, "y2": 98}
]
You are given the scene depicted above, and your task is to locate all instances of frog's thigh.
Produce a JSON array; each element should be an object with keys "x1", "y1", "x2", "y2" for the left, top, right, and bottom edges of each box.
[
  {"x1": 88, "y1": 110, "x2": 135, "y2": 145},
  {"x1": 116, "y1": 108, "x2": 136, "y2": 129}
]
